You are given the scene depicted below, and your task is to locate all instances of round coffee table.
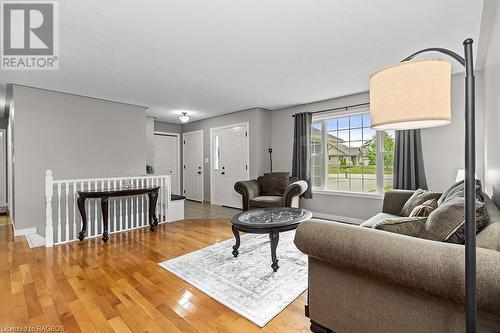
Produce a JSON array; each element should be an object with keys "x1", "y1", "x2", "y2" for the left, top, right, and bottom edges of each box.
[{"x1": 230, "y1": 207, "x2": 312, "y2": 272}]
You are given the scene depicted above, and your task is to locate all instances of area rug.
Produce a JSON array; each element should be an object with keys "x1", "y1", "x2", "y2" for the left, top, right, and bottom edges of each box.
[{"x1": 158, "y1": 230, "x2": 307, "y2": 327}]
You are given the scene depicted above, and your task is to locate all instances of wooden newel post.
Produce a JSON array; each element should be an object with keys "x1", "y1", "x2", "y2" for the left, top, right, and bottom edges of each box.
[{"x1": 45, "y1": 169, "x2": 54, "y2": 247}]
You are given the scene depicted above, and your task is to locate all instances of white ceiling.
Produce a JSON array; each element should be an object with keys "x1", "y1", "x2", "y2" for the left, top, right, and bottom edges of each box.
[{"x1": 0, "y1": 0, "x2": 484, "y2": 123}]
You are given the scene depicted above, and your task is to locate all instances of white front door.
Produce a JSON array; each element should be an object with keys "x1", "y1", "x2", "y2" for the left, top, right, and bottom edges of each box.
[
  {"x1": 153, "y1": 133, "x2": 179, "y2": 194},
  {"x1": 212, "y1": 124, "x2": 249, "y2": 209},
  {"x1": 183, "y1": 130, "x2": 204, "y2": 202}
]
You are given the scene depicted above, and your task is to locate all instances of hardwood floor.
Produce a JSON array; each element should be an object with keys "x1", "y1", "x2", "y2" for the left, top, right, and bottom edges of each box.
[
  {"x1": 184, "y1": 201, "x2": 241, "y2": 220},
  {"x1": 0, "y1": 216, "x2": 310, "y2": 332}
]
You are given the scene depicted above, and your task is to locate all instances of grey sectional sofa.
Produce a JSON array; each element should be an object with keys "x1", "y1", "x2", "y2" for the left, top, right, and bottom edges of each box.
[{"x1": 294, "y1": 190, "x2": 500, "y2": 333}]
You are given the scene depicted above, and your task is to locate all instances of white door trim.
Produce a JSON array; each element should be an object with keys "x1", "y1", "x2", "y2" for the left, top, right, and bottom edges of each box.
[
  {"x1": 182, "y1": 129, "x2": 204, "y2": 202},
  {"x1": 153, "y1": 131, "x2": 181, "y2": 195},
  {"x1": 209, "y1": 122, "x2": 250, "y2": 206}
]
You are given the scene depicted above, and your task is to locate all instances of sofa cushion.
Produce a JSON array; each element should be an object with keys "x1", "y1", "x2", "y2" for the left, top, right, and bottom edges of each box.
[
  {"x1": 437, "y1": 179, "x2": 484, "y2": 205},
  {"x1": 250, "y1": 196, "x2": 283, "y2": 208},
  {"x1": 373, "y1": 216, "x2": 427, "y2": 237},
  {"x1": 258, "y1": 172, "x2": 289, "y2": 196},
  {"x1": 420, "y1": 197, "x2": 488, "y2": 244},
  {"x1": 400, "y1": 189, "x2": 442, "y2": 217},
  {"x1": 478, "y1": 223, "x2": 500, "y2": 251},
  {"x1": 360, "y1": 213, "x2": 400, "y2": 228},
  {"x1": 477, "y1": 195, "x2": 500, "y2": 251},
  {"x1": 409, "y1": 198, "x2": 438, "y2": 217}
]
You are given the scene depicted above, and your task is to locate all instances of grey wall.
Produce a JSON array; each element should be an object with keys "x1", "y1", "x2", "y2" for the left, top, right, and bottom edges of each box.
[
  {"x1": 182, "y1": 108, "x2": 271, "y2": 201},
  {"x1": 154, "y1": 121, "x2": 182, "y2": 134},
  {"x1": 145, "y1": 117, "x2": 155, "y2": 166},
  {"x1": 483, "y1": 0, "x2": 500, "y2": 207},
  {"x1": 11, "y1": 85, "x2": 147, "y2": 235},
  {"x1": 421, "y1": 72, "x2": 485, "y2": 192}
]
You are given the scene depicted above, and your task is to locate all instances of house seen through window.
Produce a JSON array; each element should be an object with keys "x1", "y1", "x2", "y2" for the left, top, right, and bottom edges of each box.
[{"x1": 311, "y1": 111, "x2": 395, "y2": 193}]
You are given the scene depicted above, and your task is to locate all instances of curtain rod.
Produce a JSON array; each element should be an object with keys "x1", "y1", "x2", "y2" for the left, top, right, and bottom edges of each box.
[{"x1": 292, "y1": 102, "x2": 370, "y2": 117}]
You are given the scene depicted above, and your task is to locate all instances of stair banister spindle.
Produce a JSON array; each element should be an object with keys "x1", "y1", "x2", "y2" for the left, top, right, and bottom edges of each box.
[
  {"x1": 94, "y1": 181, "x2": 99, "y2": 235},
  {"x1": 57, "y1": 182, "x2": 62, "y2": 243},
  {"x1": 72, "y1": 182, "x2": 77, "y2": 240},
  {"x1": 100, "y1": 181, "x2": 105, "y2": 232},
  {"x1": 125, "y1": 182, "x2": 129, "y2": 230},
  {"x1": 65, "y1": 182, "x2": 69, "y2": 242},
  {"x1": 166, "y1": 175, "x2": 171, "y2": 223},
  {"x1": 131, "y1": 179, "x2": 135, "y2": 228},
  {"x1": 45, "y1": 169, "x2": 54, "y2": 247},
  {"x1": 113, "y1": 179, "x2": 117, "y2": 232},
  {"x1": 159, "y1": 177, "x2": 163, "y2": 222},
  {"x1": 141, "y1": 178, "x2": 145, "y2": 226},
  {"x1": 87, "y1": 181, "x2": 91, "y2": 236},
  {"x1": 119, "y1": 179, "x2": 123, "y2": 231}
]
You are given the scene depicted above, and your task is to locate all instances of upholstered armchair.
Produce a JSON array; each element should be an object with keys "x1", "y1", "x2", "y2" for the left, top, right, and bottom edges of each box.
[{"x1": 234, "y1": 172, "x2": 308, "y2": 211}]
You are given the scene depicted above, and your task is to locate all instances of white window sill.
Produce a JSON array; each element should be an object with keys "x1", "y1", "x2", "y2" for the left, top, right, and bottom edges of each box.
[{"x1": 312, "y1": 188, "x2": 384, "y2": 200}]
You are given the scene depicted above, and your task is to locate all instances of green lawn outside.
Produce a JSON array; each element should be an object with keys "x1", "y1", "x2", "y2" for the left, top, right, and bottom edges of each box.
[{"x1": 328, "y1": 165, "x2": 393, "y2": 175}]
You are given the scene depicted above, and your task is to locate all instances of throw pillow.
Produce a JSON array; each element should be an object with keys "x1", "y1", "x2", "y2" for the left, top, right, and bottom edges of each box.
[
  {"x1": 420, "y1": 197, "x2": 489, "y2": 244},
  {"x1": 437, "y1": 179, "x2": 484, "y2": 205},
  {"x1": 258, "y1": 172, "x2": 289, "y2": 196},
  {"x1": 400, "y1": 189, "x2": 442, "y2": 217},
  {"x1": 373, "y1": 216, "x2": 427, "y2": 237},
  {"x1": 409, "y1": 198, "x2": 438, "y2": 217}
]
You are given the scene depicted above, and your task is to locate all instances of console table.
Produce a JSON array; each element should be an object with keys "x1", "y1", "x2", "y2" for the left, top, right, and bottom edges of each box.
[{"x1": 77, "y1": 186, "x2": 160, "y2": 242}]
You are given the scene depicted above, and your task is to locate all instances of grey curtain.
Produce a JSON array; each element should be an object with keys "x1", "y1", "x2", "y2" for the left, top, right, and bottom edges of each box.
[
  {"x1": 292, "y1": 112, "x2": 313, "y2": 198},
  {"x1": 393, "y1": 129, "x2": 428, "y2": 190}
]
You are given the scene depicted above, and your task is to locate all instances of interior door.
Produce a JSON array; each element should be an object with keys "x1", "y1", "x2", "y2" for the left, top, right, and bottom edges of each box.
[
  {"x1": 183, "y1": 131, "x2": 203, "y2": 202},
  {"x1": 213, "y1": 124, "x2": 248, "y2": 209},
  {"x1": 154, "y1": 134, "x2": 179, "y2": 194}
]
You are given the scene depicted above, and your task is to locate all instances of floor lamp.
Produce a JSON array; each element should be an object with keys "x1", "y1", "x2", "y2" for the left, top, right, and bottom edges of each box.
[{"x1": 369, "y1": 39, "x2": 476, "y2": 331}]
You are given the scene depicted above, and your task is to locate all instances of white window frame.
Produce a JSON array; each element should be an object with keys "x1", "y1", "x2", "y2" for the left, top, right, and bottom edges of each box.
[{"x1": 311, "y1": 108, "x2": 392, "y2": 197}]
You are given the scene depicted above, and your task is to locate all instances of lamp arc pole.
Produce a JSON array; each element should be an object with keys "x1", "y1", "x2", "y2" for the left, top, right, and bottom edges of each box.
[{"x1": 401, "y1": 39, "x2": 476, "y2": 332}]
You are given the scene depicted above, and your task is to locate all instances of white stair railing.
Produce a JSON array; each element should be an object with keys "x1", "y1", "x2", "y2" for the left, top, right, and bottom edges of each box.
[{"x1": 44, "y1": 170, "x2": 171, "y2": 247}]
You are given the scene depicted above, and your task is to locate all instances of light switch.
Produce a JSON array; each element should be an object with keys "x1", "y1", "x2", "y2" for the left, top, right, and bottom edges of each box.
[{"x1": 205, "y1": 158, "x2": 209, "y2": 163}]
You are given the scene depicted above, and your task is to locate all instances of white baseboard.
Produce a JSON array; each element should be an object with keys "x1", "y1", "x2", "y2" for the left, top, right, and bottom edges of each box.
[
  {"x1": 13, "y1": 226, "x2": 37, "y2": 236},
  {"x1": 311, "y1": 212, "x2": 364, "y2": 225}
]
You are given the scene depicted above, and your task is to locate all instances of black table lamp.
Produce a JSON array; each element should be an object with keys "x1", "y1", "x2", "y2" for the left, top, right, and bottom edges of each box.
[{"x1": 369, "y1": 39, "x2": 476, "y2": 332}]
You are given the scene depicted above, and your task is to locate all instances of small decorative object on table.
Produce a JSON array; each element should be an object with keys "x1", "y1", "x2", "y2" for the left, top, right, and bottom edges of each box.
[{"x1": 231, "y1": 207, "x2": 311, "y2": 272}]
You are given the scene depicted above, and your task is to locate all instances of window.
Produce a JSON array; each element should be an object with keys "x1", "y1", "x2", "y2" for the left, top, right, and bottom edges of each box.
[
  {"x1": 382, "y1": 130, "x2": 395, "y2": 192},
  {"x1": 214, "y1": 134, "x2": 220, "y2": 169},
  {"x1": 311, "y1": 111, "x2": 395, "y2": 194}
]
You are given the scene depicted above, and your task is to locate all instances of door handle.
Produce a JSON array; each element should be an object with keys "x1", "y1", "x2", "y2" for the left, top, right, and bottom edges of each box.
[
  {"x1": 221, "y1": 172, "x2": 225, "y2": 175},
  {"x1": 197, "y1": 171, "x2": 202, "y2": 174}
]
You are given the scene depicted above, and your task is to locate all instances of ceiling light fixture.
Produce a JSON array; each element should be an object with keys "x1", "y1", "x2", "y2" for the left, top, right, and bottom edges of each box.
[{"x1": 179, "y1": 112, "x2": 190, "y2": 123}]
